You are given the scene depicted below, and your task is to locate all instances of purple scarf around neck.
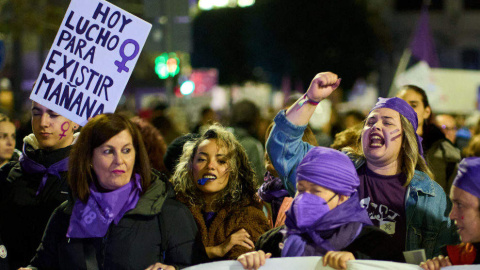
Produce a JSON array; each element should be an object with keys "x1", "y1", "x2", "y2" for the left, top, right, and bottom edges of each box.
[
  {"x1": 19, "y1": 148, "x2": 69, "y2": 196},
  {"x1": 282, "y1": 192, "x2": 372, "y2": 257},
  {"x1": 66, "y1": 174, "x2": 142, "y2": 238}
]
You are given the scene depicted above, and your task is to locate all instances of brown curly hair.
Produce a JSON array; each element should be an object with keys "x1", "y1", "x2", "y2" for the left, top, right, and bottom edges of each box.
[
  {"x1": 330, "y1": 122, "x2": 363, "y2": 151},
  {"x1": 171, "y1": 124, "x2": 258, "y2": 211}
]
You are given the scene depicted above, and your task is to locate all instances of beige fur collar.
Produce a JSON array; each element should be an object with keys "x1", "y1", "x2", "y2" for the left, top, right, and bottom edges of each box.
[{"x1": 23, "y1": 132, "x2": 80, "y2": 150}]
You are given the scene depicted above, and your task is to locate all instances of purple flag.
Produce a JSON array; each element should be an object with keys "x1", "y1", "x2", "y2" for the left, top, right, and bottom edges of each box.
[{"x1": 410, "y1": 6, "x2": 439, "y2": 67}]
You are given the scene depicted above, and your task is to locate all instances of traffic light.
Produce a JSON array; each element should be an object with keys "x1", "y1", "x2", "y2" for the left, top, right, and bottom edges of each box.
[
  {"x1": 155, "y1": 53, "x2": 168, "y2": 79},
  {"x1": 166, "y1": 53, "x2": 180, "y2": 77},
  {"x1": 155, "y1": 52, "x2": 180, "y2": 79}
]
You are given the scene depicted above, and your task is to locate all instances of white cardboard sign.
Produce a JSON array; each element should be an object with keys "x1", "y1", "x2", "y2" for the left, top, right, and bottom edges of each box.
[
  {"x1": 30, "y1": 0, "x2": 151, "y2": 126},
  {"x1": 183, "y1": 257, "x2": 423, "y2": 270}
]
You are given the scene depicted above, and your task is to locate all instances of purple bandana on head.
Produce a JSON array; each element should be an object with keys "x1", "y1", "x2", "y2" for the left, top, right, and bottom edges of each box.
[
  {"x1": 453, "y1": 157, "x2": 480, "y2": 199},
  {"x1": 67, "y1": 174, "x2": 142, "y2": 238},
  {"x1": 283, "y1": 147, "x2": 371, "y2": 257},
  {"x1": 296, "y1": 147, "x2": 359, "y2": 196},
  {"x1": 369, "y1": 97, "x2": 424, "y2": 157}
]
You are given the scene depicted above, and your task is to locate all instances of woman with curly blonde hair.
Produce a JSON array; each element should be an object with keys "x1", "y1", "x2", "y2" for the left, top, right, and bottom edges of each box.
[{"x1": 171, "y1": 124, "x2": 270, "y2": 261}]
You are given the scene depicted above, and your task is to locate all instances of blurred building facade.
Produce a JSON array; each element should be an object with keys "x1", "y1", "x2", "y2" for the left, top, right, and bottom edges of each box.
[
  {"x1": 1, "y1": 0, "x2": 480, "y2": 118},
  {"x1": 371, "y1": 0, "x2": 480, "y2": 96}
]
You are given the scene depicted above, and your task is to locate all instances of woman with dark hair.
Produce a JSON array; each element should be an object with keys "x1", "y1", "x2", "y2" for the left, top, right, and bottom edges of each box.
[
  {"x1": 22, "y1": 114, "x2": 206, "y2": 270},
  {"x1": 397, "y1": 85, "x2": 461, "y2": 193},
  {"x1": 230, "y1": 100, "x2": 265, "y2": 185},
  {"x1": 171, "y1": 124, "x2": 270, "y2": 260},
  {"x1": 267, "y1": 72, "x2": 459, "y2": 260},
  {"x1": 163, "y1": 133, "x2": 200, "y2": 177}
]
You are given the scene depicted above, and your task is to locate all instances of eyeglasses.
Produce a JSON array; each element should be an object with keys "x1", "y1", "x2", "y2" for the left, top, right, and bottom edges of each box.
[{"x1": 324, "y1": 193, "x2": 338, "y2": 204}]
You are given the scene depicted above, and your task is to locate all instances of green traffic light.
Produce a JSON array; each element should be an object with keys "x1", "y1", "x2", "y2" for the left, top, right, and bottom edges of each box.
[
  {"x1": 155, "y1": 53, "x2": 169, "y2": 79},
  {"x1": 155, "y1": 52, "x2": 180, "y2": 79}
]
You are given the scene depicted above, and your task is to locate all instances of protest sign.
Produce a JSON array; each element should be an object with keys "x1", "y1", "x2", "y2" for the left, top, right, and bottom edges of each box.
[{"x1": 31, "y1": 0, "x2": 151, "y2": 126}]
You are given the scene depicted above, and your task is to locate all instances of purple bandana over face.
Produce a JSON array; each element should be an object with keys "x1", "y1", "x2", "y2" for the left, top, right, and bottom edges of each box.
[
  {"x1": 282, "y1": 147, "x2": 372, "y2": 257},
  {"x1": 67, "y1": 174, "x2": 142, "y2": 238},
  {"x1": 283, "y1": 192, "x2": 372, "y2": 257},
  {"x1": 369, "y1": 97, "x2": 423, "y2": 157},
  {"x1": 453, "y1": 157, "x2": 480, "y2": 199},
  {"x1": 296, "y1": 147, "x2": 359, "y2": 196},
  {"x1": 290, "y1": 193, "x2": 331, "y2": 229}
]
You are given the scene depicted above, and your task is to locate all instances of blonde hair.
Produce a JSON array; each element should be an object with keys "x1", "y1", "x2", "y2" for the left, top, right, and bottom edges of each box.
[
  {"x1": 171, "y1": 124, "x2": 258, "y2": 211},
  {"x1": 463, "y1": 134, "x2": 480, "y2": 158},
  {"x1": 343, "y1": 115, "x2": 433, "y2": 186}
]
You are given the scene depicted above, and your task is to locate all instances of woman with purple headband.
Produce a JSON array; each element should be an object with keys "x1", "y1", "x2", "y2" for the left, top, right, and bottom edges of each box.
[
  {"x1": 265, "y1": 72, "x2": 459, "y2": 261},
  {"x1": 238, "y1": 147, "x2": 404, "y2": 269}
]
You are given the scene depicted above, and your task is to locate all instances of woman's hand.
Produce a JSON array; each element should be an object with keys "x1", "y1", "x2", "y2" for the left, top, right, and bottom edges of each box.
[
  {"x1": 286, "y1": 72, "x2": 341, "y2": 126},
  {"x1": 206, "y1": 228, "x2": 255, "y2": 258},
  {"x1": 306, "y1": 72, "x2": 341, "y2": 102},
  {"x1": 322, "y1": 251, "x2": 355, "y2": 269},
  {"x1": 225, "y1": 228, "x2": 255, "y2": 251},
  {"x1": 237, "y1": 250, "x2": 272, "y2": 270},
  {"x1": 419, "y1": 255, "x2": 452, "y2": 270},
  {"x1": 144, "y1": 262, "x2": 175, "y2": 270}
]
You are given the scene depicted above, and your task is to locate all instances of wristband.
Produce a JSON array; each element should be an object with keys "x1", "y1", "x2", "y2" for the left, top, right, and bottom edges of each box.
[{"x1": 298, "y1": 93, "x2": 320, "y2": 109}]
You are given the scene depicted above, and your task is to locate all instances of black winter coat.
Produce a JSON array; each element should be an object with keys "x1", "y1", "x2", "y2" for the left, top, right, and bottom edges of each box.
[
  {"x1": 28, "y1": 172, "x2": 208, "y2": 270},
  {"x1": 0, "y1": 138, "x2": 71, "y2": 270}
]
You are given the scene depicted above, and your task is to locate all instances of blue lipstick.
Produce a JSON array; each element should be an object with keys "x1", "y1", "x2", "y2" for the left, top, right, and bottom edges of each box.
[{"x1": 197, "y1": 178, "x2": 209, "y2": 185}]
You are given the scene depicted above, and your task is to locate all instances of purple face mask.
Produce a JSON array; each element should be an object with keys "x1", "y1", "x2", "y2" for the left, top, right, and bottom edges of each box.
[{"x1": 291, "y1": 193, "x2": 333, "y2": 229}]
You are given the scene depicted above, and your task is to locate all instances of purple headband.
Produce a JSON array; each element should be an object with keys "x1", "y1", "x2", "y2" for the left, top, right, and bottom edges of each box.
[
  {"x1": 296, "y1": 147, "x2": 359, "y2": 196},
  {"x1": 453, "y1": 157, "x2": 480, "y2": 199},
  {"x1": 369, "y1": 97, "x2": 424, "y2": 157}
]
